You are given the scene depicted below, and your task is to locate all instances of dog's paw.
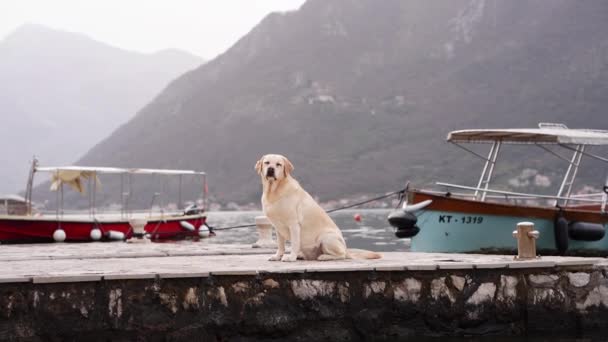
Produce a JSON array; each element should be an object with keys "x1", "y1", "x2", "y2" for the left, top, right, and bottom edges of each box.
[
  {"x1": 281, "y1": 254, "x2": 298, "y2": 262},
  {"x1": 268, "y1": 254, "x2": 283, "y2": 261}
]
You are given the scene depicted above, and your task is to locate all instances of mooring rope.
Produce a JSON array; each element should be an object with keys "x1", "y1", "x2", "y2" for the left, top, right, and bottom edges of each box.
[{"x1": 208, "y1": 186, "x2": 408, "y2": 231}]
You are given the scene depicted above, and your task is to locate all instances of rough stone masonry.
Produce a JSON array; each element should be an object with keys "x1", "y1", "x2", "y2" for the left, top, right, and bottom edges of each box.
[{"x1": 0, "y1": 244, "x2": 607, "y2": 340}]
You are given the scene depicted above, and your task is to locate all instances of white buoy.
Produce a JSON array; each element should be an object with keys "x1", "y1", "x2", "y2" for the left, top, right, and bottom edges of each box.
[
  {"x1": 107, "y1": 230, "x2": 125, "y2": 241},
  {"x1": 90, "y1": 228, "x2": 102, "y2": 241},
  {"x1": 180, "y1": 221, "x2": 195, "y2": 232},
  {"x1": 198, "y1": 225, "x2": 210, "y2": 238},
  {"x1": 53, "y1": 228, "x2": 66, "y2": 242}
]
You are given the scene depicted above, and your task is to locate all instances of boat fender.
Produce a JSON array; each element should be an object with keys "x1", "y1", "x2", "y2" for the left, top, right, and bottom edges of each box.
[
  {"x1": 90, "y1": 228, "x2": 102, "y2": 241},
  {"x1": 53, "y1": 228, "x2": 66, "y2": 242},
  {"x1": 404, "y1": 199, "x2": 433, "y2": 212},
  {"x1": 198, "y1": 225, "x2": 210, "y2": 238},
  {"x1": 180, "y1": 221, "x2": 196, "y2": 231},
  {"x1": 106, "y1": 230, "x2": 125, "y2": 241},
  {"x1": 568, "y1": 221, "x2": 605, "y2": 241},
  {"x1": 554, "y1": 216, "x2": 569, "y2": 254}
]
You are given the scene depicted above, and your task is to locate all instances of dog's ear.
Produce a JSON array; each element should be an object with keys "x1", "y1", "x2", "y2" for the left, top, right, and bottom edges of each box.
[
  {"x1": 283, "y1": 156, "x2": 294, "y2": 176},
  {"x1": 255, "y1": 156, "x2": 264, "y2": 175}
]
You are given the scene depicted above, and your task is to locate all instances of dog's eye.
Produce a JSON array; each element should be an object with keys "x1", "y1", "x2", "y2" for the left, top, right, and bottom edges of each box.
[
  {"x1": 276, "y1": 163, "x2": 282, "y2": 167},
  {"x1": 264, "y1": 161, "x2": 270, "y2": 165}
]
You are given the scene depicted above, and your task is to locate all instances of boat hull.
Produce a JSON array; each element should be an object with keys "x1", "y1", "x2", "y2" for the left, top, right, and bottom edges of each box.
[
  {"x1": 0, "y1": 214, "x2": 207, "y2": 243},
  {"x1": 408, "y1": 191, "x2": 608, "y2": 255}
]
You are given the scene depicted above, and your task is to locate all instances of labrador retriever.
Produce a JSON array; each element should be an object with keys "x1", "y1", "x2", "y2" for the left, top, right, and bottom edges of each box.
[{"x1": 255, "y1": 154, "x2": 382, "y2": 262}]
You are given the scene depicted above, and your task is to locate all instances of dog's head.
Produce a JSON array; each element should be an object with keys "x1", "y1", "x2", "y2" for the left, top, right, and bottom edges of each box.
[{"x1": 255, "y1": 154, "x2": 294, "y2": 183}]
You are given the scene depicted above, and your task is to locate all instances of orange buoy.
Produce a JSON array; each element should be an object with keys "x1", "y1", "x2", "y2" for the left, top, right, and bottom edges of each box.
[{"x1": 354, "y1": 213, "x2": 362, "y2": 222}]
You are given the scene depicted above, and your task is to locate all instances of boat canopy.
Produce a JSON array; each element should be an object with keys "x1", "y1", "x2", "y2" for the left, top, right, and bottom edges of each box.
[
  {"x1": 448, "y1": 123, "x2": 608, "y2": 145},
  {"x1": 35, "y1": 166, "x2": 205, "y2": 176},
  {"x1": 36, "y1": 166, "x2": 206, "y2": 193},
  {"x1": 0, "y1": 194, "x2": 27, "y2": 202}
]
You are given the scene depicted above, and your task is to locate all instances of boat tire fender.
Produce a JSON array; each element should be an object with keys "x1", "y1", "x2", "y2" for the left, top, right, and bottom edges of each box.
[
  {"x1": 554, "y1": 216, "x2": 569, "y2": 255},
  {"x1": 568, "y1": 221, "x2": 605, "y2": 241}
]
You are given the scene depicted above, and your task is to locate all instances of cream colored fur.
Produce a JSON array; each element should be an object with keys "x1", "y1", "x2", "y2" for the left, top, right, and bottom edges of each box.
[{"x1": 255, "y1": 154, "x2": 382, "y2": 262}]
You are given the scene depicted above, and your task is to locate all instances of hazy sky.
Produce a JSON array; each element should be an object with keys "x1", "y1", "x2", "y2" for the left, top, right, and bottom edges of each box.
[{"x1": 0, "y1": 0, "x2": 306, "y2": 58}]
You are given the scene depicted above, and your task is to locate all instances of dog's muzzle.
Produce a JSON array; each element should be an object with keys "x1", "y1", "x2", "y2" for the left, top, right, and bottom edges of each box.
[{"x1": 266, "y1": 167, "x2": 275, "y2": 178}]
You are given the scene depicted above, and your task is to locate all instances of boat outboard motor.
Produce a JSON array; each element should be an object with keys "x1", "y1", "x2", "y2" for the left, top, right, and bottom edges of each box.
[
  {"x1": 388, "y1": 200, "x2": 432, "y2": 238},
  {"x1": 183, "y1": 204, "x2": 201, "y2": 215},
  {"x1": 388, "y1": 210, "x2": 419, "y2": 238}
]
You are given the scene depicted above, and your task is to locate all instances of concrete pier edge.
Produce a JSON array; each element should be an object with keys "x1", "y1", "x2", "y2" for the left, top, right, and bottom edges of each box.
[{"x1": 0, "y1": 243, "x2": 607, "y2": 340}]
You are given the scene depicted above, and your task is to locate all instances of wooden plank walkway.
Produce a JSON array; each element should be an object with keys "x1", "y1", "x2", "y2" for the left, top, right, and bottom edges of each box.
[{"x1": 0, "y1": 242, "x2": 601, "y2": 284}]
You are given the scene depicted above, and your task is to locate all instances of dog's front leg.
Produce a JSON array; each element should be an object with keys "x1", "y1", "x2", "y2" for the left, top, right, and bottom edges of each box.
[
  {"x1": 281, "y1": 223, "x2": 300, "y2": 262},
  {"x1": 268, "y1": 234, "x2": 285, "y2": 261}
]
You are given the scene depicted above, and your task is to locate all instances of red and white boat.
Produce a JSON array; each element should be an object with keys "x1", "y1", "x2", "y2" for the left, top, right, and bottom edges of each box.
[{"x1": 0, "y1": 159, "x2": 210, "y2": 243}]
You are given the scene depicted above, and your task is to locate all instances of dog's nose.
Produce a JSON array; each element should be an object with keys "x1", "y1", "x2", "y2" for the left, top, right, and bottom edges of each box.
[{"x1": 266, "y1": 167, "x2": 275, "y2": 177}]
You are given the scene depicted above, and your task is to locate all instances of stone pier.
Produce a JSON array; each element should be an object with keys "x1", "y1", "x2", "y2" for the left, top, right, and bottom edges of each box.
[{"x1": 0, "y1": 242, "x2": 606, "y2": 340}]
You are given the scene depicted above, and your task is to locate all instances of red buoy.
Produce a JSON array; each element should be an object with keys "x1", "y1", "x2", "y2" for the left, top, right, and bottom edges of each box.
[{"x1": 354, "y1": 213, "x2": 362, "y2": 222}]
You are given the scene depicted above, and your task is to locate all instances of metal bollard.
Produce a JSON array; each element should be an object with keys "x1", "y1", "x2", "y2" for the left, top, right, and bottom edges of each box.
[
  {"x1": 512, "y1": 221, "x2": 540, "y2": 260},
  {"x1": 252, "y1": 216, "x2": 277, "y2": 248}
]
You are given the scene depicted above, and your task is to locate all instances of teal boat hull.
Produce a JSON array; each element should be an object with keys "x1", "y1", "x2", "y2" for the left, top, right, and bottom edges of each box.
[
  {"x1": 411, "y1": 210, "x2": 608, "y2": 254},
  {"x1": 407, "y1": 191, "x2": 608, "y2": 255}
]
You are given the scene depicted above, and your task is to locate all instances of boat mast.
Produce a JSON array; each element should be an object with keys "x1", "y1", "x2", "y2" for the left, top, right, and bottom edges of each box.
[{"x1": 24, "y1": 157, "x2": 38, "y2": 215}]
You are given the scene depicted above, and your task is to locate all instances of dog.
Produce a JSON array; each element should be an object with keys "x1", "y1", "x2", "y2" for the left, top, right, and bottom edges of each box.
[{"x1": 255, "y1": 154, "x2": 382, "y2": 262}]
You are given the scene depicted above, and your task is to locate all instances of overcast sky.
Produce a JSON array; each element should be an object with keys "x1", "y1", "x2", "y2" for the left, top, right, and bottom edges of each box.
[{"x1": 0, "y1": 0, "x2": 306, "y2": 59}]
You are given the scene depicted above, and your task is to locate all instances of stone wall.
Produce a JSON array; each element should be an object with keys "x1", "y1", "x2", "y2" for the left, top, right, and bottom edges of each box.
[{"x1": 2, "y1": 265, "x2": 608, "y2": 341}]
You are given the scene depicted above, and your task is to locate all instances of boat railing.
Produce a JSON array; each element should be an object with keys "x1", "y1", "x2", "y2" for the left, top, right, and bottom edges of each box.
[
  {"x1": 420, "y1": 190, "x2": 572, "y2": 206},
  {"x1": 435, "y1": 182, "x2": 606, "y2": 205}
]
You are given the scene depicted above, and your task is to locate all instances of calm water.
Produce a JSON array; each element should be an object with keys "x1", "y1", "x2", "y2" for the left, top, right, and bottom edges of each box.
[{"x1": 204, "y1": 209, "x2": 410, "y2": 251}]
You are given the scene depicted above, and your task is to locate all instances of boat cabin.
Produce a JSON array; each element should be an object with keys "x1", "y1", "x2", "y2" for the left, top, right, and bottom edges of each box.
[{"x1": 0, "y1": 195, "x2": 29, "y2": 215}]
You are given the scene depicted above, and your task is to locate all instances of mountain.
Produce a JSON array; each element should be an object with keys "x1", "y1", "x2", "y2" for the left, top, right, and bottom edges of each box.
[
  {"x1": 0, "y1": 24, "x2": 204, "y2": 194},
  {"x1": 76, "y1": 0, "x2": 608, "y2": 207}
]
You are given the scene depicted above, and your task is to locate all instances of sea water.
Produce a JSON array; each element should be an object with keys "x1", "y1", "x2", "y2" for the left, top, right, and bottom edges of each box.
[{"x1": 204, "y1": 209, "x2": 409, "y2": 251}]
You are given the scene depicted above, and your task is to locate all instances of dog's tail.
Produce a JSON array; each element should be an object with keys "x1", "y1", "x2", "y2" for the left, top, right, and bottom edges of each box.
[{"x1": 346, "y1": 248, "x2": 382, "y2": 259}]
